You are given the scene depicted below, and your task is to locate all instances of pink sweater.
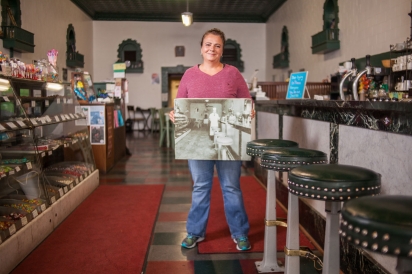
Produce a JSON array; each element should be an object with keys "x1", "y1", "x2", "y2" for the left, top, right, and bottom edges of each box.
[{"x1": 176, "y1": 64, "x2": 251, "y2": 99}]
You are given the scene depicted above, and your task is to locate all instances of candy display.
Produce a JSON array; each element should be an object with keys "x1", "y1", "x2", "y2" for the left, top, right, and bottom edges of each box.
[
  {"x1": 0, "y1": 158, "x2": 29, "y2": 165},
  {"x1": 0, "y1": 220, "x2": 13, "y2": 230},
  {"x1": 0, "y1": 166, "x2": 14, "y2": 175},
  {"x1": 2, "y1": 212, "x2": 24, "y2": 221},
  {"x1": 1, "y1": 202, "x2": 35, "y2": 213}
]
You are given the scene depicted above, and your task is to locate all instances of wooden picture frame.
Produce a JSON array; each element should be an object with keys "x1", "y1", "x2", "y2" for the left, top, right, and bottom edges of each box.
[{"x1": 175, "y1": 46, "x2": 185, "y2": 57}]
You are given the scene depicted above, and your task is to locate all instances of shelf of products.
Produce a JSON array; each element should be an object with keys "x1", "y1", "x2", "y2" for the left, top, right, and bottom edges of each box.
[
  {"x1": 389, "y1": 37, "x2": 412, "y2": 99},
  {"x1": 0, "y1": 75, "x2": 99, "y2": 272}
]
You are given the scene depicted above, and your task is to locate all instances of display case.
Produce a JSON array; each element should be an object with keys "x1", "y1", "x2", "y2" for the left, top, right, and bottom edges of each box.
[{"x1": 0, "y1": 76, "x2": 99, "y2": 273}]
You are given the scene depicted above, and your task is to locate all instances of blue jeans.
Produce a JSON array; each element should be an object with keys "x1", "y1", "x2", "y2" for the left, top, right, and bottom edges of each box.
[{"x1": 186, "y1": 160, "x2": 249, "y2": 239}]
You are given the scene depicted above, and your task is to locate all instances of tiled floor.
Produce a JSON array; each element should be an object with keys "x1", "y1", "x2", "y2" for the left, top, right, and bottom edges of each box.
[{"x1": 100, "y1": 131, "x2": 266, "y2": 274}]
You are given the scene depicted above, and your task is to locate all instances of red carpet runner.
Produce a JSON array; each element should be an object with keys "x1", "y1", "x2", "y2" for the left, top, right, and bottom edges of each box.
[
  {"x1": 12, "y1": 185, "x2": 164, "y2": 274},
  {"x1": 197, "y1": 176, "x2": 314, "y2": 253}
]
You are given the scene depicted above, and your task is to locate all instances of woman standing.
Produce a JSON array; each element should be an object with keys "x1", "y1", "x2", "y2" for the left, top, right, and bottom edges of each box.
[{"x1": 169, "y1": 28, "x2": 255, "y2": 251}]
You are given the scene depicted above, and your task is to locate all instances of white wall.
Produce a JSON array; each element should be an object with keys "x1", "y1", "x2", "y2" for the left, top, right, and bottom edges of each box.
[
  {"x1": 266, "y1": 0, "x2": 411, "y2": 82},
  {"x1": 1, "y1": 0, "x2": 93, "y2": 77},
  {"x1": 93, "y1": 22, "x2": 266, "y2": 109}
]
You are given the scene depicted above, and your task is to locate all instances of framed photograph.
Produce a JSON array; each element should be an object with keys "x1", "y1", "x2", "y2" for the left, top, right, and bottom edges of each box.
[
  {"x1": 174, "y1": 98, "x2": 253, "y2": 160},
  {"x1": 90, "y1": 125, "x2": 105, "y2": 145},
  {"x1": 175, "y1": 46, "x2": 185, "y2": 57}
]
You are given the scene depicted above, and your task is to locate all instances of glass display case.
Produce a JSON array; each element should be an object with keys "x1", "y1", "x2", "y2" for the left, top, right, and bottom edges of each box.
[{"x1": 0, "y1": 75, "x2": 98, "y2": 269}]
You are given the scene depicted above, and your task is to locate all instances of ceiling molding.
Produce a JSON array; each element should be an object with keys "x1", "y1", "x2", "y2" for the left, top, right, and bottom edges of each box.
[{"x1": 71, "y1": 0, "x2": 287, "y2": 23}]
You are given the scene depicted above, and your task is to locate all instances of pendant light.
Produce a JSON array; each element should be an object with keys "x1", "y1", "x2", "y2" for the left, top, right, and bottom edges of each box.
[{"x1": 181, "y1": 0, "x2": 193, "y2": 27}]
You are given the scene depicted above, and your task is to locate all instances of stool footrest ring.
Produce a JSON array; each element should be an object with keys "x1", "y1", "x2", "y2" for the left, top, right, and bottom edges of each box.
[
  {"x1": 265, "y1": 218, "x2": 287, "y2": 227},
  {"x1": 284, "y1": 246, "x2": 323, "y2": 270}
]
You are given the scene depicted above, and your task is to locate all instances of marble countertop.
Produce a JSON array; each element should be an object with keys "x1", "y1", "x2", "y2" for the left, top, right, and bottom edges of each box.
[
  {"x1": 255, "y1": 99, "x2": 412, "y2": 136},
  {"x1": 256, "y1": 99, "x2": 412, "y2": 113}
]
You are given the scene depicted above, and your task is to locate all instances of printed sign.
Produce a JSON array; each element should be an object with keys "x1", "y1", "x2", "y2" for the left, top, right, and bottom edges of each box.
[{"x1": 286, "y1": 71, "x2": 309, "y2": 99}]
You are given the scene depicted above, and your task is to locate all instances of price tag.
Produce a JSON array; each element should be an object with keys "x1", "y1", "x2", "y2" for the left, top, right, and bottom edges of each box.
[
  {"x1": 16, "y1": 120, "x2": 26, "y2": 127},
  {"x1": 64, "y1": 186, "x2": 68, "y2": 193},
  {"x1": 58, "y1": 188, "x2": 64, "y2": 197},
  {"x1": 68, "y1": 99, "x2": 73, "y2": 104},
  {"x1": 0, "y1": 124, "x2": 5, "y2": 131},
  {"x1": 51, "y1": 196, "x2": 56, "y2": 204},
  {"x1": 21, "y1": 216, "x2": 28, "y2": 226},
  {"x1": 26, "y1": 162, "x2": 32, "y2": 170},
  {"x1": 1, "y1": 174, "x2": 6, "y2": 178},
  {"x1": 55, "y1": 115, "x2": 60, "y2": 122},
  {"x1": 31, "y1": 101, "x2": 36, "y2": 107},
  {"x1": 6, "y1": 122, "x2": 17, "y2": 129},
  {"x1": 41, "y1": 204, "x2": 46, "y2": 212},
  {"x1": 61, "y1": 115, "x2": 66, "y2": 121},
  {"x1": 65, "y1": 114, "x2": 70, "y2": 120},
  {"x1": 63, "y1": 98, "x2": 67, "y2": 104},
  {"x1": 57, "y1": 98, "x2": 61, "y2": 104},
  {"x1": 75, "y1": 178, "x2": 79, "y2": 185},
  {"x1": 69, "y1": 113, "x2": 75, "y2": 119},
  {"x1": 41, "y1": 152, "x2": 46, "y2": 158},
  {"x1": 45, "y1": 100, "x2": 49, "y2": 107},
  {"x1": 9, "y1": 170, "x2": 15, "y2": 175},
  {"x1": 74, "y1": 113, "x2": 79, "y2": 118},
  {"x1": 15, "y1": 166, "x2": 20, "y2": 172},
  {"x1": 32, "y1": 209, "x2": 38, "y2": 218},
  {"x1": 3, "y1": 96, "x2": 9, "y2": 102},
  {"x1": 9, "y1": 224, "x2": 16, "y2": 235},
  {"x1": 45, "y1": 115, "x2": 52, "y2": 122},
  {"x1": 48, "y1": 151, "x2": 52, "y2": 156},
  {"x1": 30, "y1": 118, "x2": 38, "y2": 125},
  {"x1": 33, "y1": 89, "x2": 42, "y2": 97},
  {"x1": 69, "y1": 183, "x2": 73, "y2": 189},
  {"x1": 64, "y1": 143, "x2": 68, "y2": 148}
]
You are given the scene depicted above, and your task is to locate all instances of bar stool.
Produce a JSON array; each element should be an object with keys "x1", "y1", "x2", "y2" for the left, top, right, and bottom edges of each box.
[
  {"x1": 340, "y1": 195, "x2": 412, "y2": 274},
  {"x1": 260, "y1": 147, "x2": 328, "y2": 273},
  {"x1": 287, "y1": 164, "x2": 381, "y2": 274},
  {"x1": 246, "y1": 139, "x2": 298, "y2": 273}
]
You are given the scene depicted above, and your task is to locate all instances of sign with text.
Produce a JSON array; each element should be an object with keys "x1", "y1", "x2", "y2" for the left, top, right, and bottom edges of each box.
[{"x1": 286, "y1": 71, "x2": 308, "y2": 99}]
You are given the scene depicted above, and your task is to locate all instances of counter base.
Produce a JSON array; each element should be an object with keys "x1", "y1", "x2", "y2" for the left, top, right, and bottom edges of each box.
[{"x1": 0, "y1": 170, "x2": 99, "y2": 274}]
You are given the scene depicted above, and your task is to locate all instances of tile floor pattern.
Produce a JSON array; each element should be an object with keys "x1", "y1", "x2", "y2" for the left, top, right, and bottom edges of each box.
[{"x1": 100, "y1": 131, "x2": 268, "y2": 274}]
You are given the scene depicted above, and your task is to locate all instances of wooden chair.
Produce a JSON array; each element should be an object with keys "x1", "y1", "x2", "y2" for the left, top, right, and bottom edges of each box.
[
  {"x1": 158, "y1": 108, "x2": 174, "y2": 148},
  {"x1": 149, "y1": 108, "x2": 160, "y2": 134},
  {"x1": 127, "y1": 106, "x2": 145, "y2": 130}
]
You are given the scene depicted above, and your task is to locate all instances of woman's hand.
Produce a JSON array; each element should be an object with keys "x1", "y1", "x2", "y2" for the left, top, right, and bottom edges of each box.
[
  {"x1": 169, "y1": 110, "x2": 175, "y2": 123},
  {"x1": 250, "y1": 107, "x2": 255, "y2": 119}
]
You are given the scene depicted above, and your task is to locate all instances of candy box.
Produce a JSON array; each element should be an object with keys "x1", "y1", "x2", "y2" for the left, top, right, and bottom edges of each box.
[
  {"x1": 0, "y1": 199, "x2": 37, "y2": 220},
  {"x1": 6, "y1": 195, "x2": 47, "y2": 214},
  {"x1": 0, "y1": 216, "x2": 16, "y2": 242},
  {"x1": 0, "y1": 206, "x2": 29, "y2": 233}
]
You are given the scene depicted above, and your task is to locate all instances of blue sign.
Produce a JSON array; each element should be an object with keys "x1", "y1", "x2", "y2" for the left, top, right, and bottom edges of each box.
[{"x1": 286, "y1": 71, "x2": 309, "y2": 99}]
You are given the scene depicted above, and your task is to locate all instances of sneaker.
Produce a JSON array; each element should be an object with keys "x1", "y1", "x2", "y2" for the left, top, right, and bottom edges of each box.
[
  {"x1": 181, "y1": 235, "x2": 205, "y2": 249},
  {"x1": 233, "y1": 236, "x2": 251, "y2": 251}
]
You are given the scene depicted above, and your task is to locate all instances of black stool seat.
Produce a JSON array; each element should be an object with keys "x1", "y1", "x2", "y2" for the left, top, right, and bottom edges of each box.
[
  {"x1": 288, "y1": 164, "x2": 381, "y2": 201},
  {"x1": 247, "y1": 139, "x2": 298, "y2": 157},
  {"x1": 340, "y1": 195, "x2": 412, "y2": 258},
  {"x1": 261, "y1": 147, "x2": 328, "y2": 171}
]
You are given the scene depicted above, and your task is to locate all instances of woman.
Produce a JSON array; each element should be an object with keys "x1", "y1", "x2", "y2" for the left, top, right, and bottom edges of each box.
[{"x1": 169, "y1": 28, "x2": 255, "y2": 251}]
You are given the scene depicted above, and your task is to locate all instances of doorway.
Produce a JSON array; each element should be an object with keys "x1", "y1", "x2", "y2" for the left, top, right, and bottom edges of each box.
[
  {"x1": 161, "y1": 65, "x2": 190, "y2": 107},
  {"x1": 168, "y1": 74, "x2": 182, "y2": 107}
]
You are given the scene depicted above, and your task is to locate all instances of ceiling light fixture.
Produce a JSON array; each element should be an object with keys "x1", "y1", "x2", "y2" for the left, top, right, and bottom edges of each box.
[{"x1": 181, "y1": 0, "x2": 193, "y2": 27}]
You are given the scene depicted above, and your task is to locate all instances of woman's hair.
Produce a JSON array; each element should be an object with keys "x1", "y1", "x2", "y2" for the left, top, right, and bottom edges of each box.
[{"x1": 200, "y1": 28, "x2": 226, "y2": 47}]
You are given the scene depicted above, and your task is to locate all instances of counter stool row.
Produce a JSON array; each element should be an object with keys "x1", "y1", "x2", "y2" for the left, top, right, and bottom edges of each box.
[{"x1": 247, "y1": 139, "x2": 382, "y2": 274}]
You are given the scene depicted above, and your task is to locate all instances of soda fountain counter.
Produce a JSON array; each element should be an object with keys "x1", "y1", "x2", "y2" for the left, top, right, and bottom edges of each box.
[{"x1": 254, "y1": 99, "x2": 412, "y2": 274}]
